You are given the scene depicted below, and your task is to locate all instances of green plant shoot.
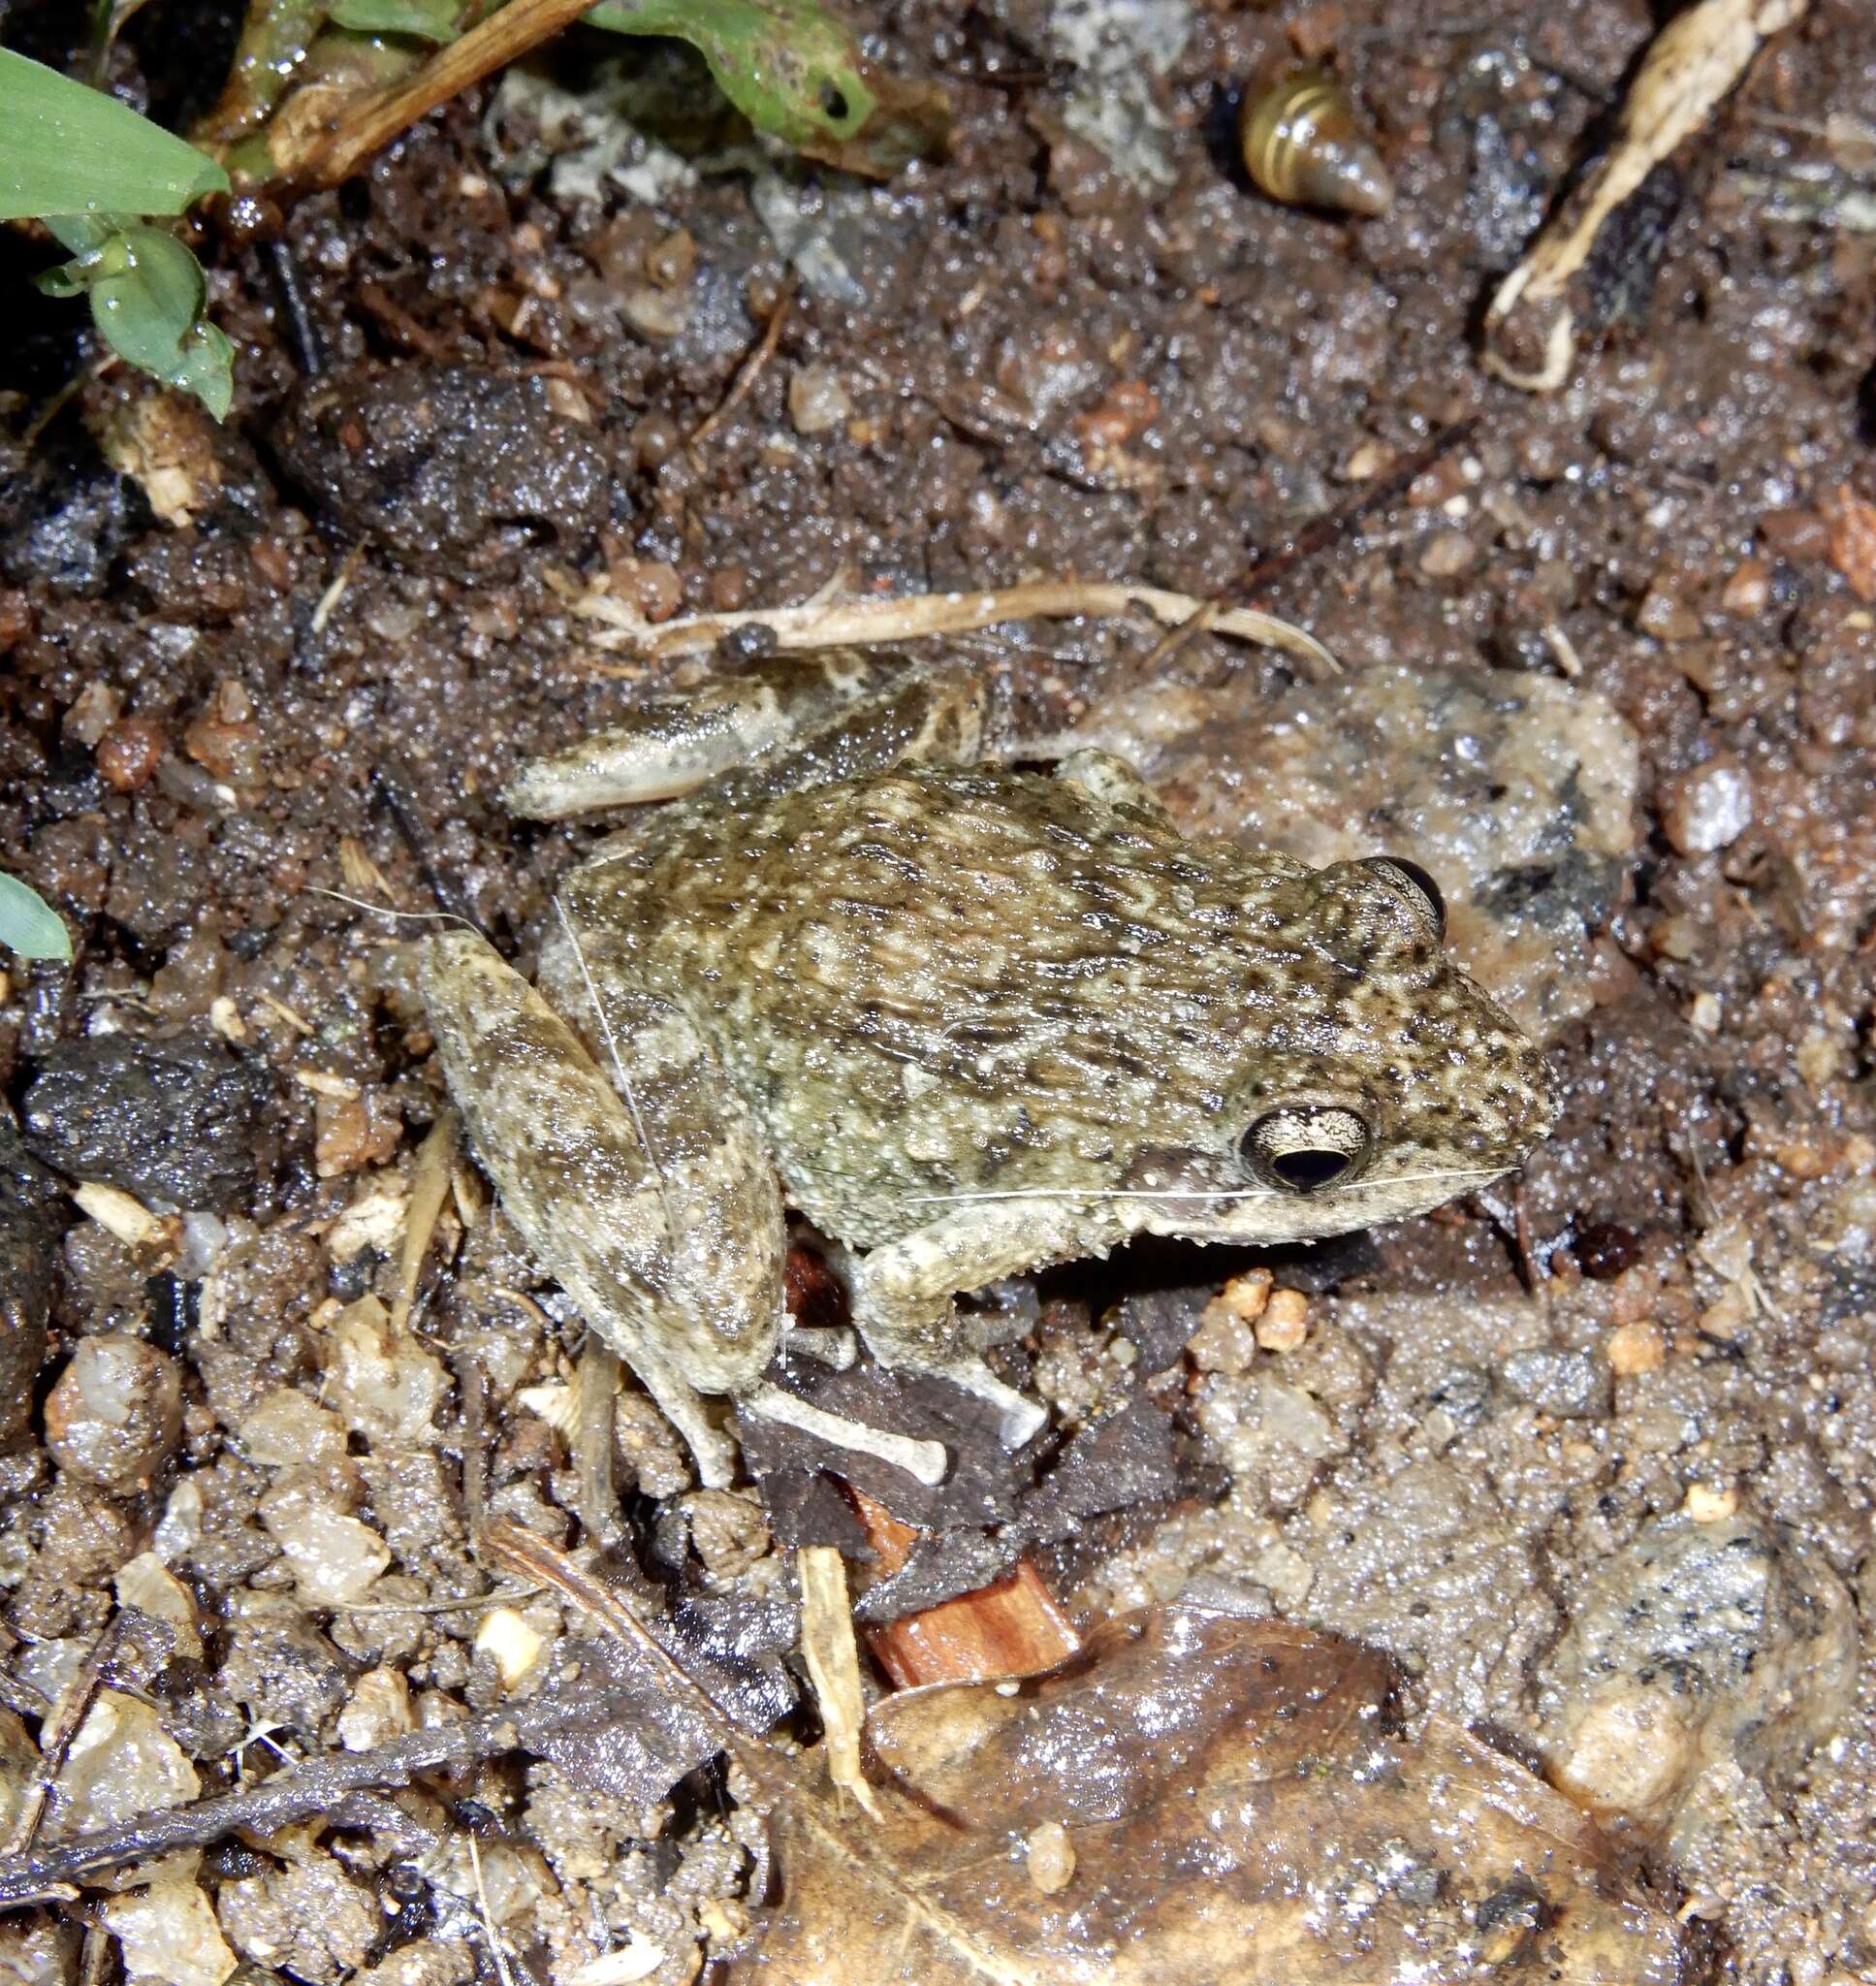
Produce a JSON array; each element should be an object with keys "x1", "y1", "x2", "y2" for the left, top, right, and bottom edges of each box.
[{"x1": 0, "y1": 877, "x2": 72, "y2": 963}]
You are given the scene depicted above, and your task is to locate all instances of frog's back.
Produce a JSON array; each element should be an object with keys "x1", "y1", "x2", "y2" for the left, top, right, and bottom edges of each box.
[{"x1": 569, "y1": 763, "x2": 1324, "y2": 1239}]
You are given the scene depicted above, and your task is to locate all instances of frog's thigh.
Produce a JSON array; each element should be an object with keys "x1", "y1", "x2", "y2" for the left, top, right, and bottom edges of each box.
[
  {"x1": 536, "y1": 915, "x2": 789, "y2": 1347},
  {"x1": 504, "y1": 649, "x2": 948, "y2": 820},
  {"x1": 420, "y1": 930, "x2": 783, "y2": 1485},
  {"x1": 1051, "y1": 748, "x2": 1176, "y2": 829},
  {"x1": 847, "y1": 1201, "x2": 1130, "y2": 1447}
]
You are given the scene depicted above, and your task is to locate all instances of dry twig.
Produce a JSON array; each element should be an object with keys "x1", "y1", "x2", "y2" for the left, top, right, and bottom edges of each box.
[
  {"x1": 1483, "y1": 0, "x2": 1810, "y2": 390},
  {"x1": 573, "y1": 579, "x2": 1339, "y2": 676},
  {"x1": 689, "y1": 278, "x2": 795, "y2": 453}
]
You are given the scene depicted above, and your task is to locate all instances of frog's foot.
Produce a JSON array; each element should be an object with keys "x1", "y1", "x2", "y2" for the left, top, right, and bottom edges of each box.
[
  {"x1": 740, "y1": 1382, "x2": 948, "y2": 1488},
  {"x1": 925, "y1": 1358, "x2": 1049, "y2": 1450}
]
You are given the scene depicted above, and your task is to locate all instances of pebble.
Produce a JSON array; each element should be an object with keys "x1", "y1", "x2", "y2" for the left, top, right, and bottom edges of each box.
[
  {"x1": 327, "y1": 1296, "x2": 448, "y2": 1449},
  {"x1": 1606, "y1": 1322, "x2": 1666, "y2": 1376},
  {"x1": 44, "y1": 1335, "x2": 183, "y2": 1490},
  {"x1": 1256, "y1": 1287, "x2": 1311, "y2": 1352},
  {"x1": 105, "y1": 1882, "x2": 237, "y2": 1986},
  {"x1": 1025, "y1": 1819, "x2": 1076, "y2": 1894},
  {"x1": 1719, "y1": 559, "x2": 1770, "y2": 616},
  {"x1": 1417, "y1": 529, "x2": 1477, "y2": 580},
  {"x1": 54, "y1": 1689, "x2": 199, "y2": 1832},
  {"x1": 335, "y1": 1666, "x2": 417, "y2": 1751},
  {"x1": 1661, "y1": 756, "x2": 1754, "y2": 856},
  {"x1": 95, "y1": 718, "x2": 167, "y2": 793},
  {"x1": 1498, "y1": 1346, "x2": 1610, "y2": 1420},
  {"x1": 788, "y1": 364, "x2": 852, "y2": 436},
  {"x1": 1537, "y1": 1514, "x2": 1858, "y2": 1853},
  {"x1": 259, "y1": 1474, "x2": 392, "y2": 1607}
]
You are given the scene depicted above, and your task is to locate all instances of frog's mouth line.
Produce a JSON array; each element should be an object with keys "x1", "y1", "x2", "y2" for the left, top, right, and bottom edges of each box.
[{"x1": 898, "y1": 1164, "x2": 1510, "y2": 1210}]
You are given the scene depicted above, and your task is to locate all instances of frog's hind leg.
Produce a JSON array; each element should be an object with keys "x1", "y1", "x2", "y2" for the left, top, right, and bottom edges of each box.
[
  {"x1": 503, "y1": 650, "x2": 988, "y2": 821},
  {"x1": 422, "y1": 926, "x2": 782, "y2": 1489},
  {"x1": 534, "y1": 913, "x2": 948, "y2": 1490}
]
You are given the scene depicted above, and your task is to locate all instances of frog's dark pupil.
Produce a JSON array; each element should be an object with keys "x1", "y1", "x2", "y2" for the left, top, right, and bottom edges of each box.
[
  {"x1": 1243, "y1": 1104, "x2": 1371, "y2": 1194},
  {"x1": 1271, "y1": 1147, "x2": 1351, "y2": 1191}
]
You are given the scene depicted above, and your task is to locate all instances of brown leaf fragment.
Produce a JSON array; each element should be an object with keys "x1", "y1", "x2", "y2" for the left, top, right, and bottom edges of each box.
[
  {"x1": 1823, "y1": 482, "x2": 1876, "y2": 600},
  {"x1": 845, "y1": 1488, "x2": 1079, "y2": 1689},
  {"x1": 733, "y1": 1611, "x2": 1687, "y2": 1984}
]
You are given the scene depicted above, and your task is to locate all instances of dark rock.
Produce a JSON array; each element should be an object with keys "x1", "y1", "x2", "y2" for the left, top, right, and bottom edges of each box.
[
  {"x1": 0, "y1": 1125, "x2": 61, "y2": 1439},
  {"x1": 272, "y1": 366, "x2": 611, "y2": 567},
  {"x1": 21, "y1": 1028, "x2": 271, "y2": 1210},
  {"x1": 1018, "y1": 1395, "x2": 1181, "y2": 1541}
]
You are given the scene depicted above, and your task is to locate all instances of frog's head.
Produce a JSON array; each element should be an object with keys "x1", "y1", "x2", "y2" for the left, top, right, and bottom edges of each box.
[{"x1": 1127, "y1": 854, "x2": 1560, "y2": 1246}]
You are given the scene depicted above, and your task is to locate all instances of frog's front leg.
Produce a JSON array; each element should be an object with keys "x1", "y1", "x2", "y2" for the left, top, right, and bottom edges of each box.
[
  {"x1": 423, "y1": 927, "x2": 947, "y2": 1489},
  {"x1": 505, "y1": 651, "x2": 988, "y2": 822},
  {"x1": 842, "y1": 1199, "x2": 1135, "y2": 1448}
]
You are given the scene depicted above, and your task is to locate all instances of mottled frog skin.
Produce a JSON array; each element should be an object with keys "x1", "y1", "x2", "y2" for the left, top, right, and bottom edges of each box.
[{"x1": 420, "y1": 655, "x2": 1557, "y2": 1487}]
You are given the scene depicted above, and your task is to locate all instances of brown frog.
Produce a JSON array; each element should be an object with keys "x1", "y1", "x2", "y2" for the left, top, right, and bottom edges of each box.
[{"x1": 421, "y1": 654, "x2": 1557, "y2": 1487}]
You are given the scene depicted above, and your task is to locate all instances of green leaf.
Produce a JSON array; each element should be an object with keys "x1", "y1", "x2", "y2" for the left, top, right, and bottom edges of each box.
[
  {"x1": 0, "y1": 876, "x2": 72, "y2": 963},
  {"x1": 0, "y1": 48, "x2": 228, "y2": 221},
  {"x1": 582, "y1": 0, "x2": 875, "y2": 154},
  {"x1": 36, "y1": 224, "x2": 235, "y2": 420},
  {"x1": 326, "y1": 0, "x2": 461, "y2": 41}
]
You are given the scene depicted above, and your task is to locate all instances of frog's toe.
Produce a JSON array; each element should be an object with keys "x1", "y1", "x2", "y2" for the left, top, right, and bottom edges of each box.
[
  {"x1": 742, "y1": 1382, "x2": 948, "y2": 1486},
  {"x1": 939, "y1": 1361, "x2": 1048, "y2": 1449}
]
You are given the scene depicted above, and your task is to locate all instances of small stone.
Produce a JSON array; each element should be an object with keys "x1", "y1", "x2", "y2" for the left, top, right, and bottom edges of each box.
[
  {"x1": 474, "y1": 1606, "x2": 546, "y2": 1690},
  {"x1": 55, "y1": 1690, "x2": 199, "y2": 1832},
  {"x1": 1718, "y1": 559, "x2": 1770, "y2": 617},
  {"x1": 1342, "y1": 439, "x2": 1394, "y2": 482},
  {"x1": 1499, "y1": 1346, "x2": 1611, "y2": 1420},
  {"x1": 1682, "y1": 1481, "x2": 1738, "y2": 1522},
  {"x1": 44, "y1": 1335, "x2": 183, "y2": 1490},
  {"x1": 1635, "y1": 582, "x2": 1701, "y2": 642},
  {"x1": 1688, "y1": 991, "x2": 1723, "y2": 1034},
  {"x1": 1189, "y1": 1303, "x2": 1255, "y2": 1375},
  {"x1": 336, "y1": 1666, "x2": 416, "y2": 1751},
  {"x1": 114, "y1": 1552, "x2": 203, "y2": 1658},
  {"x1": 259, "y1": 1475, "x2": 391, "y2": 1607},
  {"x1": 106, "y1": 1880, "x2": 237, "y2": 1986},
  {"x1": 314, "y1": 1089, "x2": 402, "y2": 1180},
  {"x1": 1256, "y1": 1287, "x2": 1311, "y2": 1353},
  {"x1": 788, "y1": 364, "x2": 852, "y2": 436},
  {"x1": 327, "y1": 1296, "x2": 448, "y2": 1449},
  {"x1": 1661, "y1": 756, "x2": 1753, "y2": 856},
  {"x1": 1418, "y1": 529, "x2": 1477, "y2": 579},
  {"x1": 95, "y1": 718, "x2": 167, "y2": 792},
  {"x1": 1606, "y1": 1323, "x2": 1665, "y2": 1377},
  {"x1": 1024, "y1": 1819, "x2": 1076, "y2": 1894},
  {"x1": 1823, "y1": 481, "x2": 1876, "y2": 601},
  {"x1": 680, "y1": 1487, "x2": 771, "y2": 1580}
]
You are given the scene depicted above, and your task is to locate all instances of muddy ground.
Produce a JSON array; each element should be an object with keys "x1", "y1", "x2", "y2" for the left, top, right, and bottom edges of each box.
[{"x1": 1, "y1": 0, "x2": 1874, "y2": 1980}]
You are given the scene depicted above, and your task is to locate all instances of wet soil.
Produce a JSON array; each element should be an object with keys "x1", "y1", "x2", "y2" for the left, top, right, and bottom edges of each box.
[{"x1": 1, "y1": 0, "x2": 1874, "y2": 1980}]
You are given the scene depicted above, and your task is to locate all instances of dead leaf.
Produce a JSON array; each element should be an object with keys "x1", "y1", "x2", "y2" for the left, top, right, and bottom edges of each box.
[
  {"x1": 1824, "y1": 482, "x2": 1876, "y2": 601},
  {"x1": 734, "y1": 1611, "x2": 1687, "y2": 1984}
]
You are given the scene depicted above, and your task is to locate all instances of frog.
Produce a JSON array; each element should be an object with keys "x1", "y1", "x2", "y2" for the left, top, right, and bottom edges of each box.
[{"x1": 419, "y1": 652, "x2": 1559, "y2": 1490}]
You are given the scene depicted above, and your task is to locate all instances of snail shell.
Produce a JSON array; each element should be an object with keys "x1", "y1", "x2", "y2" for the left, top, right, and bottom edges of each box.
[{"x1": 1238, "y1": 68, "x2": 1394, "y2": 218}]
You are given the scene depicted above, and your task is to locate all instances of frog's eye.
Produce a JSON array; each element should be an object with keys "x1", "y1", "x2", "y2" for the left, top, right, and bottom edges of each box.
[
  {"x1": 1370, "y1": 856, "x2": 1447, "y2": 940},
  {"x1": 1241, "y1": 1105, "x2": 1372, "y2": 1194}
]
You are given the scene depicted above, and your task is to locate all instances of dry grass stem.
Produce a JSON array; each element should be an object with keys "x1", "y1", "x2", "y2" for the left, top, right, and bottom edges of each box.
[{"x1": 573, "y1": 579, "x2": 1338, "y2": 675}]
